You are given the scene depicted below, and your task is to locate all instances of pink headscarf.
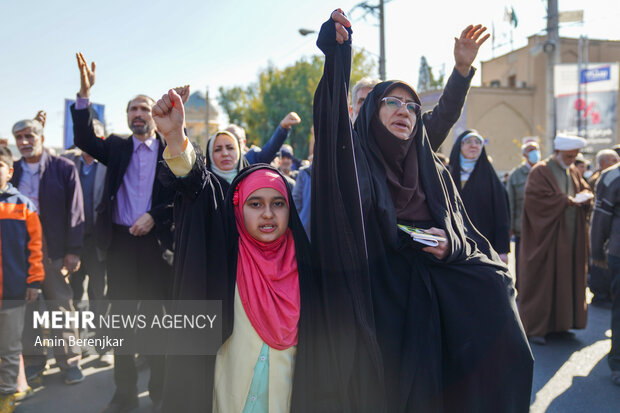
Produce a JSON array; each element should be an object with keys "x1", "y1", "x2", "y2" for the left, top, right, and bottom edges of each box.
[{"x1": 233, "y1": 169, "x2": 300, "y2": 350}]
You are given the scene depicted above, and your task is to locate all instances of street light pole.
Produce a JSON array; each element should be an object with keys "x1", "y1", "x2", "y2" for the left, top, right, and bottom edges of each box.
[
  {"x1": 545, "y1": 0, "x2": 560, "y2": 154},
  {"x1": 379, "y1": 0, "x2": 386, "y2": 80}
]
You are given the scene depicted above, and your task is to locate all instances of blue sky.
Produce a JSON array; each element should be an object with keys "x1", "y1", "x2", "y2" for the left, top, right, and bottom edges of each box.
[{"x1": 1, "y1": 0, "x2": 618, "y2": 148}]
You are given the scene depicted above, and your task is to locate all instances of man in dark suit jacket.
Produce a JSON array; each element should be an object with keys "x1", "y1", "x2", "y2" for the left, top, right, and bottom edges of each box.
[
  {"x1": 72, "y1": 52, "x2": 174, "y2": 413},
  {"x1": 11, "y1": 118, "x2": 85, "y2": 385}
]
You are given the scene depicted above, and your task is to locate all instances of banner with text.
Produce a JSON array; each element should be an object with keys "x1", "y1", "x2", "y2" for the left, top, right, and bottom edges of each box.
[{"x1": 554, "y1": 63, "x2": 619, "y2": 154}]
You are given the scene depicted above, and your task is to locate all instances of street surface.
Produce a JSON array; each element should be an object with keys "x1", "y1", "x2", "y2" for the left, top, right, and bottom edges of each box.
[{"x1": 528, "y1": 301, "x2": 619, "y2": 413}]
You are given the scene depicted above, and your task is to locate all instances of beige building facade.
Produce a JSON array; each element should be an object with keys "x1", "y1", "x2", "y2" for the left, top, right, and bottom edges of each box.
[
  {"x1": 424, "y1": 35, "x2": 620, "y2": 173},
  {"x1": 185, "y1": 91, "x2": 220, "y2": 151}
]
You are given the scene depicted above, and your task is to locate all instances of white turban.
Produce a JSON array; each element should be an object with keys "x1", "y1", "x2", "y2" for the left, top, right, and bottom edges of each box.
[{"x1": 554, "y1": 134, "x2": 586, "y2": 151}]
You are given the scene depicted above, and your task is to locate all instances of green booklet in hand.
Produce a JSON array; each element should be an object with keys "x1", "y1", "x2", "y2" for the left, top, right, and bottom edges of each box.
[{"x1": 397, "y1": 224, "x2": 446, "y2": 247}]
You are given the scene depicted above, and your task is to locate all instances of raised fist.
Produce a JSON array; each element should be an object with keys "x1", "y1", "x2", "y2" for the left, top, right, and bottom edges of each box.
[
  {"x1": 280, "y1": 112, "x2": 301, "y2": 129},
  {"x1": 331, "y1": 8, "x2": 350, "y2": 44},
  {"x1": 152, "y1": 89, "x2": 187, "y2": 156},
  {"x1": 174, "y1": 85, "x2": 190, "y2": 104},
  {"x1": 34, "y1": 110, "x2": 47, "y2": 128}
]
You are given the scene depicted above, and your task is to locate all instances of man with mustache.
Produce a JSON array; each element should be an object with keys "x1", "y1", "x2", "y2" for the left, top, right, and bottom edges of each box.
[
  {"x1": 11, "y1": 115, "x2": 85, "y2": 386},
  {"x1": 70, "y1": 52, "x2": 176, "y2": 413}
]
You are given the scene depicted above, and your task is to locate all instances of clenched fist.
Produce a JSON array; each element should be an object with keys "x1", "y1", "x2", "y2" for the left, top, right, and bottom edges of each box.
[
  {"x1": 280, "y1": 112, "x2": 301, "y2": 129},
  {"x1": 173, "y1": 85, "x2": 190, "y2": 104},
  {"x1": 331, "y1": 9, "x2": 351, "y2": 44},
  {"x1": 34, "y1": 110, "x2": 47, "y2": 127},
  {"x1": 152, "y1": 89, "x2": 187, "y2": 157}
]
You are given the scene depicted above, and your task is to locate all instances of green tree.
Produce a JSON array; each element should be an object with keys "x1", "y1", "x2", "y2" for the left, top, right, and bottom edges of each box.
[
  {"x1": 217, "y1": 86, "x2": 252, "y2": 126},
  {"x1": 351, "y1": 48, "x2": 377, "y2": 88},
  {"x1": 218, "y1": 49, "x2": 375, "y2": 160}
]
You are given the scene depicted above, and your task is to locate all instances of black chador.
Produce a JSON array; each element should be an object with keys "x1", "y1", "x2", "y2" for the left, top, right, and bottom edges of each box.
[
  {"x1": 448, "y1": 130, "x2": 511, "y2": 255},
  {"x1": 311, "y1": 16, "x2": 533, "y2": 413}
]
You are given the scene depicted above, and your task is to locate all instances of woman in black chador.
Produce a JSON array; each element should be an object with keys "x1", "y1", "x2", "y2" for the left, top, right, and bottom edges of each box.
[
  {"x1": 311, "y1": 10, "x2": 533, "y2": 413},
  {"x1": 448, "y1": 130, "x2": 511, "y2": 263}
]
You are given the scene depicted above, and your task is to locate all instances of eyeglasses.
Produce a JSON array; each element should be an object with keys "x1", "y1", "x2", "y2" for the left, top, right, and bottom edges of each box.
[
  {"x1": 462, "y1": 137, "x2": 483, "y2": 146},
  {"x1": 381, "y1": 97, "x2": 421, "y2": 116}
]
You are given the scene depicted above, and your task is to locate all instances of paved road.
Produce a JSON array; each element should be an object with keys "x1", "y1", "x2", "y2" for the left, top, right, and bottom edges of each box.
[
  {"x1": 528, "y1": 301, "x2": 620, "y2": 413},
  {"x1": 16, "y1": 355, "x2": 155, "y2": 412}
]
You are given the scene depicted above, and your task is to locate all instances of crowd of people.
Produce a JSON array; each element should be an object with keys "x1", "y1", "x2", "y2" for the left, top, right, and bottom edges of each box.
[{"x1": 0, "y1": 8, "x2": 619, "y2": 413}]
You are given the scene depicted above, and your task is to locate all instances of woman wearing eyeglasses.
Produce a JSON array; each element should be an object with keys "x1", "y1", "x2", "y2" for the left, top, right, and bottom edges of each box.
[
  {"x1": 449, "y1": 130, "x2": 511, "y2": 264},
  {"x1": 310, "y1": 9, "x2": 533, "y2": 413}
]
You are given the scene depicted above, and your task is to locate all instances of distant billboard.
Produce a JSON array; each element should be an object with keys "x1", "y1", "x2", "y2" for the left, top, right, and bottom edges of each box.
[
  {"x1": 554, "y1": 63, "x2": 618, "y2": 154},
  {"x1": 63, "y1": 99, "x2": 105, "y2": 149}
]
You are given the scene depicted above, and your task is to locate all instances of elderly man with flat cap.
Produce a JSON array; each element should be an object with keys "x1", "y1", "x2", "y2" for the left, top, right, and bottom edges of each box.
[{"x1": 518, "y1": 134, "x2": 593, "y2": 345}]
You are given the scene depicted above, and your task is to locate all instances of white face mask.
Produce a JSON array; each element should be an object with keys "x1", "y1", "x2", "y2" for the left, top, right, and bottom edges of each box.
[{"x1": 584, "y1": 170, "x2": 593, "y2": 180}]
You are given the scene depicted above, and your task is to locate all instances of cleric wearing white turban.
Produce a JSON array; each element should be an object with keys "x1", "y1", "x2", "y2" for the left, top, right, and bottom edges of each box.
[
  {"x1": 554, "y1": 134, "x2": 586, "y2": 152},
  {"x1": 518, "y1": 132, "x2": 593, "y2": 345}
]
